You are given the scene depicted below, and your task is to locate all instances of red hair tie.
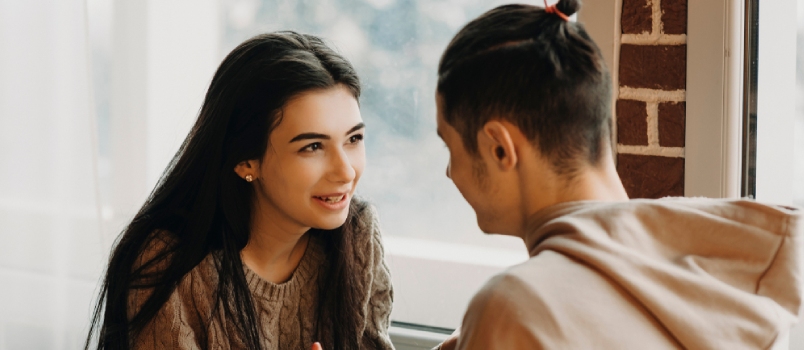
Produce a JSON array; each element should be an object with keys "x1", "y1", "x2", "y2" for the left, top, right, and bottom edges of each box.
[{"x1": 544, "y1": 0, "x2": 570, "y2": 22}]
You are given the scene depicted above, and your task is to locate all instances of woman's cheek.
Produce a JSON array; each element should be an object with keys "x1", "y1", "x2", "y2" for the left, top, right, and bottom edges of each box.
[
  {"x1": 293, "y1": 156, "x2": 326, "y2": 187},
  {"x1": 350, "y1": 148, "x2": 366, "y2": 180}
]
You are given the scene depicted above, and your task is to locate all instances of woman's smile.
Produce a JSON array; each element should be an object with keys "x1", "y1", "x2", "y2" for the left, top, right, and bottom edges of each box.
[{"x1": 312, "y1": 192, "x2": 350, "y2": 210}]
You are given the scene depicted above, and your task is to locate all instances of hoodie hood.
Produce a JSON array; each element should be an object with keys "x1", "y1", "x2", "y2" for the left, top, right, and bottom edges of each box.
[{"x1": 525, "y1": 198, "x2": 803, "y2": 349}]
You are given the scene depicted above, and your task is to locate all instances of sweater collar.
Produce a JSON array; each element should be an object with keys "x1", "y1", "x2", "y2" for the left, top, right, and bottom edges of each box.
[{"x1": 242, "y1": 232, "x2": 326, "y2": 301}]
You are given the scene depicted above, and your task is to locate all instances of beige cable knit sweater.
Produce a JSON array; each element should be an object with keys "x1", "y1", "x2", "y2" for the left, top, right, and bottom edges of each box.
[{"x1": 128, "y1": 203, "x2": 394, "y2": 350}]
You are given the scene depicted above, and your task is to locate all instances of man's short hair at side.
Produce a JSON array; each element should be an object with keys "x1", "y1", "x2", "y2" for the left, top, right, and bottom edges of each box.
[{"x1": 437, "y1": 2, "x2": 612, "y2": 177}]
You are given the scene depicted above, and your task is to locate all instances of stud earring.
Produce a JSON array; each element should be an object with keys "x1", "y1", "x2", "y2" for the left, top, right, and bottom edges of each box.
[{"x1": 245, "y1": 175, "x2": 253, "y2": 182}]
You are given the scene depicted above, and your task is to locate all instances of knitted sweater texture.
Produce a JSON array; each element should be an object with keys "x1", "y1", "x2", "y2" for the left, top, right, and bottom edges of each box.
[{"x1": 128, "y1": 204, "x2": 394, "y2": 349}]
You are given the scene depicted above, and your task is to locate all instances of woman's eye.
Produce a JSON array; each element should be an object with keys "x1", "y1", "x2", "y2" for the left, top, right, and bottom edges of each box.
[
  {"x1": 349, "y1": 134, "x2": 364, "y2": 144},
  {"x1": 300, "y1": 142, "x2": 322, "y2": 152}
]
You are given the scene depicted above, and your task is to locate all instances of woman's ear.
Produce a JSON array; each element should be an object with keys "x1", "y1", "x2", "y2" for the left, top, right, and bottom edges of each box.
[
  {"x1": 234, "y1": 160, "x2": 260, "y2": 182},
  {"x1": 480, "y1": 121, "x2": 518, "y2": 171}
]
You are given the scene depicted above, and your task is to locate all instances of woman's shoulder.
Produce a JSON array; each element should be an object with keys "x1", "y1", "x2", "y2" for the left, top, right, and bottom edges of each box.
[
  {"x1": 130, "y1": 230, "x2": 218, "y2": 312},
  {"x1": 135, "y1": 230, "x2": 216, "y2": 269},
  {"x1": 128, "y1": 232, "x2": 218, "y2": 347},
  {"x1": 132, "y1": 230, "x2": 178, "y2": 277}
]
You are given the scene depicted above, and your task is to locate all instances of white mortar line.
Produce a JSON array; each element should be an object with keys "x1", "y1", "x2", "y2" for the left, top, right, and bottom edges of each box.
[
  {"x1": 646, "y1": 102, "x2": 660, "y2": 146},
  {"x1": 621, "y1": 33, "x2": 686, "y2": 45},
  {"x1": 619, "y1": 87, "x2": 685, "y2": 102},
  {"x1": 617, "y1": 144, "x2": 685, "y2": 157},
  {"x1": 652, "y1": 0, "x2": 662, "y2": 35}
]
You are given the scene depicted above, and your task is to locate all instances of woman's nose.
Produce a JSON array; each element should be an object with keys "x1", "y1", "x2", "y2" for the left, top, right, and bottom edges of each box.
[{"x1": 328, "y1": 148, "x2": 356, "y2": 183}]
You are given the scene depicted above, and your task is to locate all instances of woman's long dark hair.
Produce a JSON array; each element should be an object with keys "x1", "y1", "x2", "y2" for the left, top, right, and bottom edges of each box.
[{"x1": 86, "y1": 32, "x2": 364, "y2": 350}]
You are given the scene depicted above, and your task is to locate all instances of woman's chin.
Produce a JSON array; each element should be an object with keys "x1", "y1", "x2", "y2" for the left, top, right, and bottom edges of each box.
[{"x1": 310, "y1": 213, "x2": 349, "y2": 231}]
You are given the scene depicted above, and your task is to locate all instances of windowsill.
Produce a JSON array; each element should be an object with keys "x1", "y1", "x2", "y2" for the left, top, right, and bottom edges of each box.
[
  {"x1": 384, "y1": 235, "x2": 528, "y2": 330},
  {"x1": 389, "y1": 322, "x2": 451, "y2": 350}
]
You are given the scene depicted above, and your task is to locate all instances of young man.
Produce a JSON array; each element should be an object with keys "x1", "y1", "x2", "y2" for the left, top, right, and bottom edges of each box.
[{"x1": 434, "y1": 2, "x2": 803, "y2": 349}]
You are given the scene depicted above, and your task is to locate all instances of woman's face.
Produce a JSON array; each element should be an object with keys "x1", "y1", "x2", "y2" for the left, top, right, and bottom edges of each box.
[{"x1": 248, "y1": 84, "x2": 365, "y2": 233}]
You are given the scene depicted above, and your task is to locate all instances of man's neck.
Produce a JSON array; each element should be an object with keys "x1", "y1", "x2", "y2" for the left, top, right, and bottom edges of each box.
[
  {"x1": 518, "y1": 156, "x2": 629, "y2": 236},
  {"x1": 554, "y1": 162, "x2": 630, "y2": 204}
]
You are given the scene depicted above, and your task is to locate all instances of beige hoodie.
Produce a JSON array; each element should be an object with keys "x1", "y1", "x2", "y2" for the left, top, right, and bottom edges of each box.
[{"x1": 456, "y1": 198, "x2": 803, "y2": 350}]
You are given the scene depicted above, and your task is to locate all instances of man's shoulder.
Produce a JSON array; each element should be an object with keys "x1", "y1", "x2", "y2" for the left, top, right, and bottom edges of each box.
[
  {"x1": 468, "y1": 251, "x2": 578, "y2": 314},
  {"x1": 470, "y1": 250, "x2": 626, "y2": 318},
  {"x1": 484, "y1": 251, "x2": 583, "y2": 292},
  {"x1": 456, "y1": 252, "x2": 588, "y2": 349}
]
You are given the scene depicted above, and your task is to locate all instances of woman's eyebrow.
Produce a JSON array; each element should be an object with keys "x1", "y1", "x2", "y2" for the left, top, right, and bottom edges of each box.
[
  {"x1": 289, "y1": 132, "x2": 329, "y2": 143},
  {"x1": 289, "y1": 122, "x2": 366, "y2": 143},
  {"x1": 346, "y1": 122, "x2": 365, "y2": 135}
]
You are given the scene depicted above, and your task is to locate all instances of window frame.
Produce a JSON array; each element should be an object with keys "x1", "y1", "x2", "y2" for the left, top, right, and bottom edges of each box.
[
  {"x1": 686, "y1": 0, "x2": 797, "y2": 205},
  {"x1": 685, "y1": 0, "x2": 745, "y2": 198}
]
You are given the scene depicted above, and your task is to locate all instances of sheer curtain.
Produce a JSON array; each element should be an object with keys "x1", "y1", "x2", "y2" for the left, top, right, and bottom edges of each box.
[
  {"x1": 0, "y1": 0, "x2": 219, "y2": 348},
  {"x1": 0, "y1": 0, "x2": 107, "y2": 349}
]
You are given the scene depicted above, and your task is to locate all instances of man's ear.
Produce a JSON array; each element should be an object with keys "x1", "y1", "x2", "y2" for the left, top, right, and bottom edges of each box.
[
  {"x1": 480, "y1": 121, "x2": 518, "y2": 171},
  {"x1": 234, "y1": 159, "x2": 260, "y2": 181}
]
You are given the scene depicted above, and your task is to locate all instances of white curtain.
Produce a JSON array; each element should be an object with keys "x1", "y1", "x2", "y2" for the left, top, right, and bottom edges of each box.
[
  {"x1": 0, "y1": 0, "x2": 219, "y2": 348},
  {"x1": 0, "y1": 0, "x2": 107, "y2": 349}
]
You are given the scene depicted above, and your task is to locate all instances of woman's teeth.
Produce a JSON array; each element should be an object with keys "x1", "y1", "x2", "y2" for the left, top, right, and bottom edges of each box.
[{"x1": 319, "y1": 195, "x2": 344, "y2": 203}]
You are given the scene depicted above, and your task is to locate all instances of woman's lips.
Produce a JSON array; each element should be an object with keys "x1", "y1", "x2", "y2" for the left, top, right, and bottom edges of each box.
[{"x1": 312, "y1": 193, "x2": 349, "y2": 210}]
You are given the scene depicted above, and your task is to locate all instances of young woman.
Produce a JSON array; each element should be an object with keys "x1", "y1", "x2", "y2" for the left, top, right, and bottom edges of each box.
[{"x1": 86, "y1": 32, "x2": 394, "y2": 350}]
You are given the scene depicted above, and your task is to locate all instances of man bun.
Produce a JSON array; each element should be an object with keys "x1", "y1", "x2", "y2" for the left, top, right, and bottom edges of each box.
[{"x1": 555, "y1": 0, "x2": 581, "y2": 17}]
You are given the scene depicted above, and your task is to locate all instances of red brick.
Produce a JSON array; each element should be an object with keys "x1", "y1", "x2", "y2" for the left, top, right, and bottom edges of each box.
[
  {"x1": 622, "y1": 0, "x2": 652, "y2": 34},
  {"x1": 658, "y1": 102, "x2": 685, "y2": 147},
  {"x1": 661, "y1": 0, "x2": 687, "y2": 34},
  {"x1": 617, "y1": 154, "x2": 684, "y2": 198},
  {"x1": 617, "y1": 100, "x2": 648, "y2": 145},
  {"x1": 619, "y1": 44, "x2": 686, "y2": 90}
]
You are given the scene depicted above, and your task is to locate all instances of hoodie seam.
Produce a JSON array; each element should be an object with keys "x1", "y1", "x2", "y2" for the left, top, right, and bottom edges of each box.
[
  {"x1": 754, "y1": 215, "x2": 790, "y2": 294},
  {"x1": 756, "y1": 216, "x2": 791, "y2": 350}
]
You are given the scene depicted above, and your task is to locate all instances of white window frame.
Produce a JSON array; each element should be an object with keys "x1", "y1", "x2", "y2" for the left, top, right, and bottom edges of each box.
[
  {"x1": 686, "y1": 0, "x2": 796, "y2": 204},
  {"x1": 685, "y1": 0, "x2": 744, "y2": 198}
]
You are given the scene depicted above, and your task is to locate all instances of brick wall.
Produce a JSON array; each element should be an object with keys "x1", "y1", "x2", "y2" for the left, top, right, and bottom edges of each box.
[{"x1": 616, "y1": 0, "x2": 687, "y2": 198}]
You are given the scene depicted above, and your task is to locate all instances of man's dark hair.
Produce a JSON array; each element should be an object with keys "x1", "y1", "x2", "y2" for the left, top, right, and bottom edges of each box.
[{"x1": 438, "y1": 0, "x2": 612, "y2": 176}]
